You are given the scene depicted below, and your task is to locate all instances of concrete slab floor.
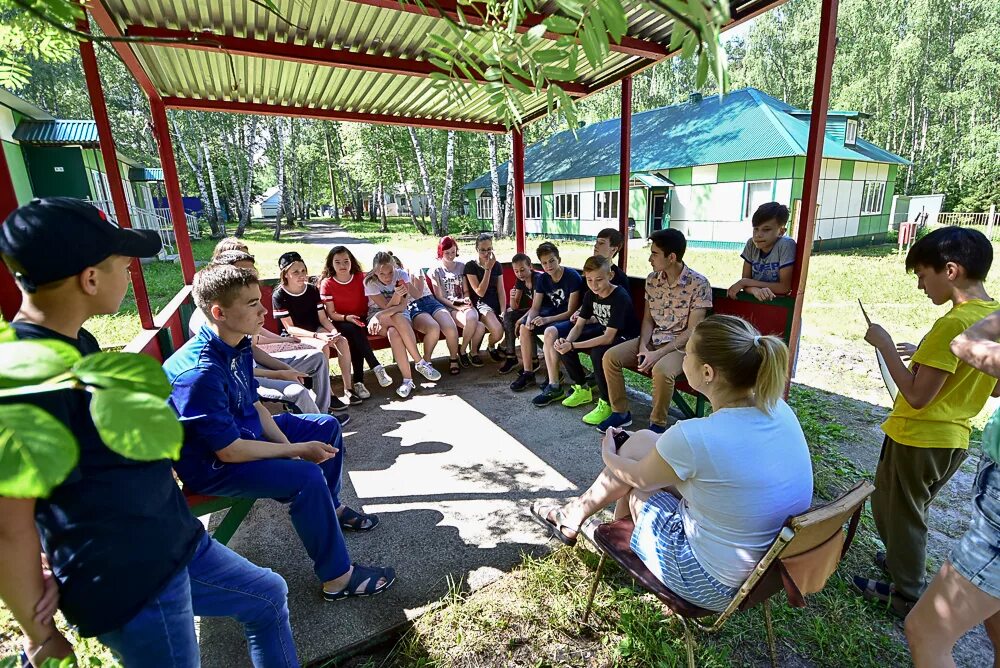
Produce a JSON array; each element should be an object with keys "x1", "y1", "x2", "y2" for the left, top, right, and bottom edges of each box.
[{"x1": 199, "y1": 360, "x2": 654, "y2": 667}]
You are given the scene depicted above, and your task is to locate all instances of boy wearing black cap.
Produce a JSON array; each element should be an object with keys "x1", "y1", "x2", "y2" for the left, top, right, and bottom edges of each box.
[{"x1": 0, "y1": 198, "x2": 298, "y2": 667}]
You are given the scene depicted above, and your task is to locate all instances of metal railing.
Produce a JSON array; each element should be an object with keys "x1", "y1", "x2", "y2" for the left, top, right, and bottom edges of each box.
[
  {"x1": 936, "y1": 208, "x2": 999, "y2": 241},
  {"x1": 91, "y1": 200, "x2": 202, "y2": 256}
]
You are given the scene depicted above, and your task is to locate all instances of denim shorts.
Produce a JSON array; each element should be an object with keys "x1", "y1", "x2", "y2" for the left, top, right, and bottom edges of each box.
[
  {"x1": 950, "y1": 456, "x2": 1000, "y2": 599},
  {"x1": 408, "y1": 295, "x2": 447, "y2": 318}
]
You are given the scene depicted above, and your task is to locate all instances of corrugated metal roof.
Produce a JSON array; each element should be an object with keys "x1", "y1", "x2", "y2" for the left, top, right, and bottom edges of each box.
[
  {"x1": 12, "y1": 120, "x2": 100, "y2": 145},
  {"x1": 128, "y1": 167, "x2": 164, "y2": 181},
  {"x1": 97, "y1": 0, "x2": 789, "y2": 127},
  {"x1": 634, "y1": 172, "x2": 673, "y2": 187},
  {"x1": 463, "y1": 87, "x2": 911, "y2": 189}
]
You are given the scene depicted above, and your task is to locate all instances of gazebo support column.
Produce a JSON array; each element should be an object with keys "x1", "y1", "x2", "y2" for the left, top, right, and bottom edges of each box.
[
  {"x1": 149, "y1": 97, "x2": 196, "y2": 284},
  {"x1": 787, "y1": 0, "x2": 840, "y2": 381},
  {"x1": 513, "y1": 128, "x2": 526, "y2": 254},
  {"x1": 618, "y1": 76, "x2": 633, "y2": 272},
  {"x1": 0, "y1": 143, "x2": 22, "y2": 320},
  {"x1": 78, "y1": 19, "x2": 155, "y2": 330}
]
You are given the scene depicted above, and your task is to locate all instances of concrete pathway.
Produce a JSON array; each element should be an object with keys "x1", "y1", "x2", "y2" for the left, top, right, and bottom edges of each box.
[{"x1": 199, "y1": 220, "x2": 657, "y2": 665}]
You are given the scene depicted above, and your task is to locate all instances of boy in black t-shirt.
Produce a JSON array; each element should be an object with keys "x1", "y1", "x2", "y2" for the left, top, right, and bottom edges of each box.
[
  {"x1": 499, "y1": 253, "x2": 537, "y2": 374},
  {"x1": 0, "y1": 198, "x2": 296, "y2": 667},
  {"x1": 538, "y1": 255, "x2": 638, "y2": 427}
]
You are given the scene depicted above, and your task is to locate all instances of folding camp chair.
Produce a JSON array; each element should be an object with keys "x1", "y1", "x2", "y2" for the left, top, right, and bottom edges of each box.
[{"x1": 582, "y1": 480, "x2": 875, "y2": 668}]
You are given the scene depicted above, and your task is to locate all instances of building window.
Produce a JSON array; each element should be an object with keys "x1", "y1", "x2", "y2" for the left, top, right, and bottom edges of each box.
[
  {"x1": 862, "y1": 181, "x2": 885, "y2": 215},
  {"x1": 476, "y1": 196, "x2": 493, "y2": 220},
  {"x1": 744, "y1": 180, "x2": 773, "y2": 219},
  {"x1": 845, "y1": 119, "x2": 858, "y2": 145},
  {"x1": 524, "y1": 195, "x2": 541, "y2": 219},
  {"x1": 595, "y1": 191, "x2": 619, "y2": 220},
  {"x1": 554, "y1": 193, "x2": 579, "y2": 219}
]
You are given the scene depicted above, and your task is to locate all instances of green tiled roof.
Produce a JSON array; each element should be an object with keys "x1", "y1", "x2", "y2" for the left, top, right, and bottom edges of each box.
[
  {"x1": 128, "y1": 167, "x2": 164, "y2": 181},
  {"x1": 464, "y1": 87, "x2": 910, "y2": 190},
  {"x1": 12, "y1": 120, "x2": 99, "y2": 146}
]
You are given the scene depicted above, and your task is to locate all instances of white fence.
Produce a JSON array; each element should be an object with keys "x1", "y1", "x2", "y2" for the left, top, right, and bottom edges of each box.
[
  {"x1": 92, "y1": 200, "x2": 201, "y2": 257},
  {"x1": 936, "y1": 206, "x2": 1000, "y2": 241}
]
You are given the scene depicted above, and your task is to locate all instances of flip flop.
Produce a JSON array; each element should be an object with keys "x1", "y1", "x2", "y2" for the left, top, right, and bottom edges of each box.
[
  {"x1": 339, "y1": 506, "x2": 379, "y2": 532},
  {"x1": 530, "y1": 500, "x2": 578, "y2": 547},
  {"x1": 322, "y1": 563, "x2": 397, "y2": 601},
  {"x1": 851, "y1": 575, "x2": 915, "y2": 618}
]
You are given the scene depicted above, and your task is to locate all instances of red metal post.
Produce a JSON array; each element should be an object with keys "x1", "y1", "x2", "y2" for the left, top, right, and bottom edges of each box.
[
  {"x1": 512, "y1": 129, "x2": 526, "y2": 254},
  {"x1": 787, "y1": 0, "x2": 840, "y2": 381},
  {"x1": 78, "y1": 19, "x2": 155, "y2": 330},
  {"x1": 0, "y1": 142, "x2": 23, "y2": 320},
  {"x1": 149, "y1": 97, "x2": 196, "y2": 284},
  {"x1": 618, "y1": 76, "x2": 633, "y2": 273}
]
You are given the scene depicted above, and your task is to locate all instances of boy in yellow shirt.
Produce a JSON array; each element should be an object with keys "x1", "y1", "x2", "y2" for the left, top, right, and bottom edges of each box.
[{"x1": 854, "y1": 226, "x2": 999, "y2": 617}]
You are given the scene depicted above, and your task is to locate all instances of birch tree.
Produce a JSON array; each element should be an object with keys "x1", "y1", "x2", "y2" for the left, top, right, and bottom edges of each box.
[
  {"x1": 409, "y1": 127, "x2": 439, "y2": 234},
  {"x1": 487, "y1": 133, "x2": 503, "y2": 235},
  {"x1": 439, "y1": 130, "x2": 456, "y2": 235}
]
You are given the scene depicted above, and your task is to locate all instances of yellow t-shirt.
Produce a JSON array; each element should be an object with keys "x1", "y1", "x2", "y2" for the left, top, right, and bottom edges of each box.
[{"x1": 882, "y1": 299, "x2": 1000, "y2": 449}]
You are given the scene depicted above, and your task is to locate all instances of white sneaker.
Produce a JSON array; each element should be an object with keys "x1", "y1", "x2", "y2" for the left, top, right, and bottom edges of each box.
[
  {"x1": 396, "y1": 380, "x2": 414, "y2": 398},
  {"x1": 353, "y1": 382, "x2": 371, "y2": 399},
  {"x1": 374, "y1": 365, "x2": 392, "y2": 387},
  {"x1": 415, "y1": 360, "x2": 442, "y2": 381}
]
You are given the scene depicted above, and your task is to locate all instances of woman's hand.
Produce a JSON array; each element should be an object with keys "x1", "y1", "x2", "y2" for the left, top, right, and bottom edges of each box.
[
  {"x1": 286, "y1": 335, "x2": 301, "y2": 343},
  {"x1": 484, "y1": 251, "x2": 496, "y2": 271},
  {"x1": 346, "y1": 315, "x2": 364, "y2": 327},
  {"x1": 601, "y1": 428, "x2": 621, "y2": 467},
  {"x1": 367, "y1": 317, "x2": 383, "y2": 335}
]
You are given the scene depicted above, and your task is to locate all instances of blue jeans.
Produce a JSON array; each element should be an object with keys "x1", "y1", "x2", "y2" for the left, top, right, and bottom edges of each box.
[
  {"x1": 951, "y1": 455, "x2": 1000, "y2": 599},
  {"x1": 179, "y1": 412, "x2": 351, "y2": 582},
  {"x1": 97, "y1": 532, "x2": 297, "y2": 667}
]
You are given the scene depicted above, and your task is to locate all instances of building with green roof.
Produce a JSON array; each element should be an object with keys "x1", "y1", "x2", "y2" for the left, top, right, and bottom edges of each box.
[{"x1": 463, "y1": 87, "x2": 911, "y2": 250}]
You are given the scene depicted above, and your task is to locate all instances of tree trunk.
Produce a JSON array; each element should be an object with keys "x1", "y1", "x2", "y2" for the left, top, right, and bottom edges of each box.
[
  {"x1": 408, "y1": 127, "x2": 439, "y2": 234},
  {"x1": 171, "y1": 116, "x2": 221, "y2": 236},
  {"x1": 274, "y1": 118, "x2": 286, "y2": 241},
  {"x1": 235, "y1": 117, "x2": 257, "y2": 236},
  {"x1": 201, "y1": 127, "x2": 226, "y2": 236},
  {"x1": 376, "y1": 172, "x2": 389, "y2": 233},
  {"x1": 324, "y1": 125, "x2": 340, "y2": 221},
  {"x1": 488, "y1": 133, "x2": 503, "y2": 235},
  {"x1": 503, "y1": 133, "x2": 516, "y2": 237},
  {"x1": 395, "y1": 153, "x2": 428, "y2": 234},
  {"x1": 440, "y1": 130, "x2": 456, "y2": 235}
]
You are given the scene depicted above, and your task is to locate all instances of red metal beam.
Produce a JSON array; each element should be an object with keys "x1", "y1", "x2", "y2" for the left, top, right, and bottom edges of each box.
[
  {"x1": 149, "y1": 97, "x2": 196, "y2": 284},
  {"x1": 0, "y1": 141, "x2": 23, "y2": 320},
  {"x1": 345, "y1": 0, "x2": 669, "y2": 60},
  {"x1": 85, "y1": 3, "x2": 159, "y2": 100},
  {"x1": 124, "y1": 25, "x2": 590, "y2": 98},
  {"x1": 78, "y1": 17, "x2": 155, "y2": 330},
  {"x1": 787, "y1": 0, "x2": 839, "y2": 383},
  {"x1": 512, "y1": 129, "x2": 526, "y2": 254},
  {"x1": 617, "y1": 76, "x2": 632, "y2": 273},
  {"x1": 162, "y1": 97, "x2": 507, "y2": 133}
]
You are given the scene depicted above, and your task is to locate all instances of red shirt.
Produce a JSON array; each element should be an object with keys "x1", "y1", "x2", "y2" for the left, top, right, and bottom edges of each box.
[{"x1": 319, "y1": 274, "x2": 368, "y2": 319}]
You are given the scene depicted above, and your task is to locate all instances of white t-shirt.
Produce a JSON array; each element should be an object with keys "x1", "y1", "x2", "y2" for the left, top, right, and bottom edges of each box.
[
  {"x1": 364, "y1": 268, "x2": 412, "y2": 310},
  {"x1": 655, "y1": 400, "x2": 813, "y2": 587}
]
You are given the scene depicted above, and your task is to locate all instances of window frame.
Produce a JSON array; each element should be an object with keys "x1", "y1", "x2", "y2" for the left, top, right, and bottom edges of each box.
[
  {"x1": 861, "y1": 181, "x2": 885, "y2": 215},
  {"x1": 744, "y1": 180, "x2": 774, "y2": 219},
  {"x1": 554, "y1": 193, "x2": 580, "y2": 219},
  {"x1": 594, "y1": 190, "x2": 620, "y2": 220},
  {"x1": 476, "y1": 196, "x2": 493, "y2": 220},
  {"x1": 524, "y1": 195, "x2": 542, "y2": 220},
  {"x1": 845, "y1": 119, "x2": 858, "y2": 145}
]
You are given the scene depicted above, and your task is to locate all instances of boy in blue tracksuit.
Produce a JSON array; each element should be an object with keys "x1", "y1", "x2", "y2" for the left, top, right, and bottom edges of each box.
[{"x1": 163, "y1": 263, "x2": 396, "y2": 602}]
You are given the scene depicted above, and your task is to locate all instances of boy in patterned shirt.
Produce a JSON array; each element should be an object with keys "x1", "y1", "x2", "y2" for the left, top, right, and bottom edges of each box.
[{"x1": 602, "y1": 229, "x2": 712, "y2": 433}]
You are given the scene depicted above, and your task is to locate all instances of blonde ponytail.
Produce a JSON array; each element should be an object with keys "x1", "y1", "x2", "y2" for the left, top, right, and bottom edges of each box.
[{"x1": 690, "y1": 315, "x2": 789, "y2": 414}]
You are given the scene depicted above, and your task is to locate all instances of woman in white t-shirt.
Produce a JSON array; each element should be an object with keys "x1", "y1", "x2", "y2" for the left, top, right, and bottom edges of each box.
[{"x1": 532, "y1": 314, "x2": 813, "y2": 611}]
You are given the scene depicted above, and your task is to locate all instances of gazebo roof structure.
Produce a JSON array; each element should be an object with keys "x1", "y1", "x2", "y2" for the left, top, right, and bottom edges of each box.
[{"x1": 89, "y1": 0, "x2": 786, "y2": 131}]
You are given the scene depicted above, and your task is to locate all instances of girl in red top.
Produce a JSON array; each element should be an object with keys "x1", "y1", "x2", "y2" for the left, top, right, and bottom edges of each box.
[{"x1": 319, "y1": 246, "x2": 392, "y2": 397}]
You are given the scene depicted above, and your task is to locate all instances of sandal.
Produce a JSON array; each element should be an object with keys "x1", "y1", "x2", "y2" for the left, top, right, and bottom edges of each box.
[
  {"x1": 851, "y1": 575, "x2": 916, "y2": 618},
  {"x1": 469, "y1": 354, "x2": 485, "y2": 367},
  {"x1": 449, "y1": 357, "x2": 461, "y2": 375},
  {"x1": 338, "y1": 506, "x2": 380, "y2": 532},
  {"x1": 322, "y1": 563, "x2": 397, "y2": 601},
  {"x1": 530, "y1": 500, "x2": 579, "y2": 546},
  {"x1": 459, "y1": 353, "x2": 472, "y2": 368}
]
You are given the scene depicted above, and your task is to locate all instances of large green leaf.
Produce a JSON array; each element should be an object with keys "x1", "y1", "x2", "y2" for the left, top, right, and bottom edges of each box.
[
  {"x1": 0, "y1": 340, "x2": 78, "y2": 389},
  {"x1": 0, "y1": 319, "x2": 14, "y2": 343},
  {"x1": 90, "y1": 389, "x2": 183, "y2": 461},
  {"x1": 73, "y1": 352, "x2": 173, "y2": 398},
  {"x1": 0, "y1": 404, "x2": 79, "y2": 498}
]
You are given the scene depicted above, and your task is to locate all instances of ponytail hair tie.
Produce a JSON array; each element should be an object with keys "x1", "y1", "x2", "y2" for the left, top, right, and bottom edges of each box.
[{"x1": 753, "y1": 335, "x2": 762, "y2": 346}]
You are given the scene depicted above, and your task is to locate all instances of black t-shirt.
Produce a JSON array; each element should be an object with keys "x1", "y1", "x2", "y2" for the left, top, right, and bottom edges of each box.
[
  {"x1": 579, "y1": 286, "x2": 640, "y2": 339},
  {"x1": 8, "y1": 323, "x2": 203, "y2": 637},
  {"x1": 611, "y1": 264, "x2": 629, "y2": 290},
  {"x1": 272, "y1": 284, "x2": 324, "y2": 332},
  {"x1": 464, "y1": 261, "x2": 503, "y2": 312},
  {"x1": 513, "y1": 272, "x2": 538, "y2": 310}
]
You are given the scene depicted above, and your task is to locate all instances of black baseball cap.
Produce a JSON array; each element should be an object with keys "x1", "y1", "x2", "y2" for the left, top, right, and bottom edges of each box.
[
  {"x1": 0, "y1": 197, "x2": 162, "y2": 291},
  {"x1": 278, "y1": 251, "x2": 304, "y2": 271}
]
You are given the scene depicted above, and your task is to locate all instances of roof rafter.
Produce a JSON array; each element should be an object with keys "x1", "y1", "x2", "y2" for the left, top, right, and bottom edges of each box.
[
  {"x1": 344, "y1": 0, "x2": 670, "y2": 60},
  {"x1": 161, "y1": 97, "x2": 507, "y2": 133},
  {"x1": 123, "y1": 25, "x2": 591, "y2": 97}
]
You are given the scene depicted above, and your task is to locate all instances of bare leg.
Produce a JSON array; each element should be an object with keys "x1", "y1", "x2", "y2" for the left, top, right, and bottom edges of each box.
[
  {"x1": 433, "y1": 310, "x2": 460, "y2": 357},
  {"x1": 455, "y1": 308, "x2": 480, "y2": 354},
  {"x1": 330, "y1": 335, "x2": 353, "y2": 393},
  {"x1": 388, "y1": 313, "x2": 423, "y2": 363},
  {"x1": 412, "y1": 312, "x2": 440, "y2": 362},
  {"x1": 385, "y1": 327, "x2": 413, "y2": 380},
  {"x1": 482, "y1": 310, "x2": 504, "y2": 350},
  {"x1": 519, "y1": 323, "x2": 536, "y2": 370},
  {"x1": 542, "y1": 325, "x2": 561, "y2": 386},
  {"x1": 473, "y1": 321, "x2": 487, "y2": 353},
  {"x1": 905, "y1": 560, "x2": 1000, "y2": 668}
]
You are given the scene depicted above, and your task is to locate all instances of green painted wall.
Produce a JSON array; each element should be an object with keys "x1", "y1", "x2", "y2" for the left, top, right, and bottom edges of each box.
[
  {"x1": 669, "y1": 166, "x2": 692, "y2": 186},
  {"x1": 717, "y1": 162, "x2": 745, "y2": 183},
  {"x1": 594, "y1": 175, "x2": 616, "y2": 191},
  {"x1": 629, "y1": 187, "x2": 647, "y2": 223},
  {"x1": 745, "y1": 158, "x2": 778, "y2": 181},
  {"x1": 3, "y1": 141, "x2": 33, "y2": 204},
  {"x1": 793, "y1": 157, "x2": 806, "y2": 178},
  {"x1": 22, "y1": 146, "x2": 90, "y2": 200},
  {"x1": 777, "y1": 157, "x2": 794, "y2": 178},
  {"x1": 839, "y1": 160, "x2": 855, "y2": 181}
]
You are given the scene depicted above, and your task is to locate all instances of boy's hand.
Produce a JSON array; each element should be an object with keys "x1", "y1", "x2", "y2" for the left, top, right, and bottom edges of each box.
[
  {"x1": 273, "y1": 369, "x2": 307, "y2": 383},
  {"x1": 529, "y1": 315, "x2": 545, "y2": 330},
  {"x1": 34, "y1": 559, "x2": 58, "y2": 628},
  {"x1": 897, "y1": 342, "x2": 918, "y2": 361},
  {"x1": 23, "y1": 629, "x2": 74, "y2": 667},
  {"x1": 294, "y1": 441, "x2": 338, "y2": 463},
  {"x1": 864, "y1": 323, "x2": 894, "y2": 351},
  {"x1": 569, "y1": 309, "x2": 581, "y2": 323},
  {"x1": 637, "y1": 348, "x2": 664, "y2": 373},
  {"x1": 554, "y1": 338, "x2": 573, "y2": 354},
  {"x1": 727, "y1": 279, "x2": 746, "y2": 299},
  {"x1": 747, "y1": 286, "x2": 775, "y2": 302}
]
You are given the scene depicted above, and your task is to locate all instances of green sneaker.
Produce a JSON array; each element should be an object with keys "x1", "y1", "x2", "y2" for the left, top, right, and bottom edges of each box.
[
  {"x1": 582, "y1": 399, "x2": 613, "y2": 425},
  {"x1": 561, "y1": 384, "x2": 593, "y2": 408}
]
